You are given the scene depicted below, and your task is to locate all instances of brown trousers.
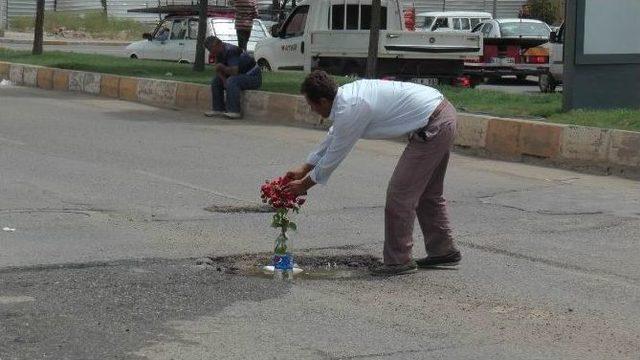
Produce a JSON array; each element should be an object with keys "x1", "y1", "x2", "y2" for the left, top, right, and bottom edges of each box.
[{"x1": 383, "y1": 100, "x2": 458, "y2": 265}]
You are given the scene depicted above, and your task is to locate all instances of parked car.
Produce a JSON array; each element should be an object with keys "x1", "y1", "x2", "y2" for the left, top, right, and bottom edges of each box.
[
  {"x1": 254, "y1": 0, "x2": 482, "y2": 85},
  {"x1": 126, "y1": 15, "x2": 270, "y2": 63},
  {"x1": 415, "y1": 11, "x2": 492, "y2": 32},
  {"x1": 464, "y1": 18, "x2": 551, "y2": 84},
  {"x1": 539, "y1": 22, "x2": 563, "y2": 93}
]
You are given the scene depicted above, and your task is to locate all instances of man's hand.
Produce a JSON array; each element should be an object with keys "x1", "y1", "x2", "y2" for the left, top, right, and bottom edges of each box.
[
  {"x1": 284, "y1": 176, "x2": 315, "y2": 196},
  {"x1": 285, "y1": 163, "x2": 314, "y2": 181}
]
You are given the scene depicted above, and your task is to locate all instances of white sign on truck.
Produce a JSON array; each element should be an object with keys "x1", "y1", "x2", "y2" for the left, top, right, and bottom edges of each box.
[{"x1": 254, "y1": 0, "x2": 483, "y2": 84}]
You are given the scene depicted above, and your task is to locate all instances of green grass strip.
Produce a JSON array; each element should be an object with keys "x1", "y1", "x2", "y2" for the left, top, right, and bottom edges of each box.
[{"x1": 1, "y1": 49, "x2": 637, "y2": 131}]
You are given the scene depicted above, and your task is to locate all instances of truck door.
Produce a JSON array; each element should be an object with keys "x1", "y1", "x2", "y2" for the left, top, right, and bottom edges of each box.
[{"x1": 276, "y1": 5, "x2": 309, "y2": 70}]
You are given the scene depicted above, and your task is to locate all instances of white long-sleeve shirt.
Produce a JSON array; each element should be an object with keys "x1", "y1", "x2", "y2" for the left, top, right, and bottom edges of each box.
[{"x1": 306, "y1": 79, "x2": 444, "y2": 185}]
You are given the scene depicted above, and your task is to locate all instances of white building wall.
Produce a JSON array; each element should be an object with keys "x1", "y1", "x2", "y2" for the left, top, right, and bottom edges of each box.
[
  {"x1": 405, "y1": 0, "x2": 527, "y2": 18},
  {"x1": 56, "y1": 0, "x2": 103, "y2": 12},
  {"x1": 7, "y1": 0, "x2": 55, "y2": 19}
]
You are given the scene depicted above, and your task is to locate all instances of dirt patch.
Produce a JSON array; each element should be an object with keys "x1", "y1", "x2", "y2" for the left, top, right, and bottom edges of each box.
[{"x1": 201, "y1": 249, "x2": 381, "y2": 280}]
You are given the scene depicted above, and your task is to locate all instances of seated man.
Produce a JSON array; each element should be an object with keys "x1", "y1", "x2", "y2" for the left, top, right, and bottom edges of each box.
[{"x1": 203, "y1": 36, "x2": 262, "y2": 119}]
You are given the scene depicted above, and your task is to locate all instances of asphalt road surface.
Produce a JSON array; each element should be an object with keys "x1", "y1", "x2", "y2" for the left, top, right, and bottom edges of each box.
[{"x1": 0, "y1": 85, "x2": 637, "y2": 359}]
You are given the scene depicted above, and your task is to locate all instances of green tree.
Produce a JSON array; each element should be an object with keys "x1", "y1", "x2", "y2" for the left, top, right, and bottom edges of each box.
[{"x1": 524, "y1": 0, "x2": 564, "y2": 25}]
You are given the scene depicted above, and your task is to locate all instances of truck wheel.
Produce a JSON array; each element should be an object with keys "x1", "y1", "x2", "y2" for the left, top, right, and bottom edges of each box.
[
  {"x1": 258, "y1": 59, "x2": 272, "y2": 72},
  {"x1": 130, "y1": 54, "x2": 138, "y2": 59},
  {"x1": 538, "y1": 73, "x2": 557, "y2": 93}
]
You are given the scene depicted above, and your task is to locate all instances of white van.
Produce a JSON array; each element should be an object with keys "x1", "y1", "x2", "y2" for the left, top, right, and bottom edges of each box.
[
  {"x1": 125, "y1": 15, "x2": 269, "y2": 63},
  {"x1": 416, "y1": 11, "x2": 492, "y2": 32}
]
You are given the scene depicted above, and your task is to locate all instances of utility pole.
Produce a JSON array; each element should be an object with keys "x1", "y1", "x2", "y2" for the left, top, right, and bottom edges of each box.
[
  {"x1": 492, "y1": 0, "x2": 498, "y2": 18},
  {"x1": 365, "y1": 0, "x2": 381, "y2": 78},
  {"x1": 33, "y1": 0, "x2": 45, "y2": 55},
  {"x1": 193, "y1": 0, "x2": 209, "y2": 71}
]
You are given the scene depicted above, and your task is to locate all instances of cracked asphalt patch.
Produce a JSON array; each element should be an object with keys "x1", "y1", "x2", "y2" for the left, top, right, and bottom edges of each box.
[{"x1": 0, "y1": 259, "x2": 285, "y2": 360}]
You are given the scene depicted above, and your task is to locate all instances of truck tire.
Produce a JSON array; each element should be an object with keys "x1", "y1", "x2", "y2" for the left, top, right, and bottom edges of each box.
[
  {"x1": 538, "y1": 73, "x2": 557, "y2": 93},
  {"x1": 258, "y1": 59, "x2": 272, "y2": 72}
]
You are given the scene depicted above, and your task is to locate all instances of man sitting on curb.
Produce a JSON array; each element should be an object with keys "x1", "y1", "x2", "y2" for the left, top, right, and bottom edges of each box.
[
  {"x1": 203, "y1": 36, "x2": 262, "y2": 119},
  {"x1": 283, "y1": 71, "x2": 461, "y2": 276}
]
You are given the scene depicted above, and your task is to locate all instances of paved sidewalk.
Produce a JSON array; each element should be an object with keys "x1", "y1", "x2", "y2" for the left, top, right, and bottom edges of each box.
[{"x1": 0, "y1": 31, "x2": 130, "y2": 46}]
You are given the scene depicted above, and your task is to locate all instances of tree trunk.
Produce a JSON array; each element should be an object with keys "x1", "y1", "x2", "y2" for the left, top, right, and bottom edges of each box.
[
  {"x1": 272, "y1": 0, "x2": 280, "y2": 21},
  {"x1": 365, "y1": 0, "x2": 381, "y2": 78},
  {"x1": 193, "y1": 0, "x2": 209, "y2": 72},
  {"x1": 32, "y1": 0, "x2": 45, "y2": 55}
]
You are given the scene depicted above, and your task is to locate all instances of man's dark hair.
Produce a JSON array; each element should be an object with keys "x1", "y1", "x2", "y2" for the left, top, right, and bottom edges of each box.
[
  {"x1": 300, "y1": 70, "x2": 338, "y2": 103},
  {"x1": 204, "y1": 36, "x2": 221, "y2": 49}
]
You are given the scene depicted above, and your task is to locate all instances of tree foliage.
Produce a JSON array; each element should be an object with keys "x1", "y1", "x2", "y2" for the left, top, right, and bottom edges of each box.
[{"x1": 523, "y1": 0, "x2": 564, "y2": 25}]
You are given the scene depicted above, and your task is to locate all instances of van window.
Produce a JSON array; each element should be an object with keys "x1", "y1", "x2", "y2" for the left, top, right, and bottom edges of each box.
[
  {"x1": 433, "y1": 17, "x2": 449, "y2": 30},
  {"x1": 460, "y1": 18, "x2": 470, "y2": 30},
  {"x1": 453, "y1": 18, "x2": 461, "y2": 30},
  {"x1": 283, "y1": 5, "x2": 309, "y2": 37},
  {"x1": 170, "y1": 19, "x2": 187, "y2": 40},
  {"x1": 188, "y1": 19, "x2": 199, "y2": 39},
  {"x1": 331, "y1": 4, "x2": 386, "y2": 30},
  {"x1": 346, "y1": 4, "x2": 359, "y2": 30},
  {"x1": 470, "y1": 18, "x2": 481, "y2": 28}
]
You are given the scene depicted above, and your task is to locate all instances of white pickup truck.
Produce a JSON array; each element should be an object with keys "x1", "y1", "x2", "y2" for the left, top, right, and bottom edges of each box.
[{"x1": 254, "y1": 0, "x2": 482, "y2": 84}]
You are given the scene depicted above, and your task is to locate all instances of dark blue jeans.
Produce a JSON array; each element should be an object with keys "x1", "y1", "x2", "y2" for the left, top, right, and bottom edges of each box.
[{"x1": 211, "y1": 69, "x2": 262, "y2": 113}]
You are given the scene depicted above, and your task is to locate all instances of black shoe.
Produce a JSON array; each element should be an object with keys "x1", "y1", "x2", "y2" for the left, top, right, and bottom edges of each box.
[
  {"x1": 370, "y1": 260, "x2": 418, "y2": 276},
  {"x1": 416, "y1": 251, "x2": 461, "y2": 268}
]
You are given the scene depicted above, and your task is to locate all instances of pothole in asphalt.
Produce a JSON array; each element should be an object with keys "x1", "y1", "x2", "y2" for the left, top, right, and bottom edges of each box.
[
  {"x1": 198, "y1": 251, "x2": 381, "y2": 280},
  {"x1": 204, "y1": 204, "x2": 274, "y2": 213}
]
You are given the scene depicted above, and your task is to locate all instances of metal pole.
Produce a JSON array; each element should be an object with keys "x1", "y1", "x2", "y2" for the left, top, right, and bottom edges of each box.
[
  {"x1": 442, "y1": 0, "x2": 446, "y2": 12},
  {"x1": 492, "y1": 0, "x2": 497, "y2": 18}
]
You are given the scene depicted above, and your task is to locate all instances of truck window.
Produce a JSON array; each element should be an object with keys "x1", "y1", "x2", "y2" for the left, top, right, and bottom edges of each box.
[
  {"x1": 453, "y1": 18, "x2": 461, "y2": 30},
  {"x1": 423, "y1": 16, "x2": 435, "y2": 30},
  {"x1": 481, "y1": 23, "x2": 493, "y2": 37},
  {"x1": 331, "y1": 4, "x2": 387, "y2": 30},
  {"x1": 433, "y1": 17, "x2": 448, "y2": 30},
  {"x1": 283, "y1": 5, "x2": 309, "y2": 38},
  {"x1": 470, "y1": 18, "x2": 480, "y2": 28}
]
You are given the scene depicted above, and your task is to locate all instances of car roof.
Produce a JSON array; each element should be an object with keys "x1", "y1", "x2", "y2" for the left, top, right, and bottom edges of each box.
[{"x1": 417, "y1": 11, "x2": 492, "y2": 17}]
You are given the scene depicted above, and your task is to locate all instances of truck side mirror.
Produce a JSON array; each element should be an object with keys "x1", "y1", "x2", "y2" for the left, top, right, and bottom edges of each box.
[
  {"x1": 143, "y1": 33, "x2": 152, "y2": 41},
  {"x1": 549, "y1": 31, "x2": 557, "y2": 43},
  {"x1": 270, "y1": 24, "x2": 280, "y2": 37}
]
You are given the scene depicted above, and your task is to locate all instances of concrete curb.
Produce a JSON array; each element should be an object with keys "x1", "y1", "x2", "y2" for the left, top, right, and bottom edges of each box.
[
  {"x1": 0, "y1": 38, "x2": 130, "y2": 46},
  {"x1": 1, "y1": 61, "x2": 638, "y2": 179}
]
